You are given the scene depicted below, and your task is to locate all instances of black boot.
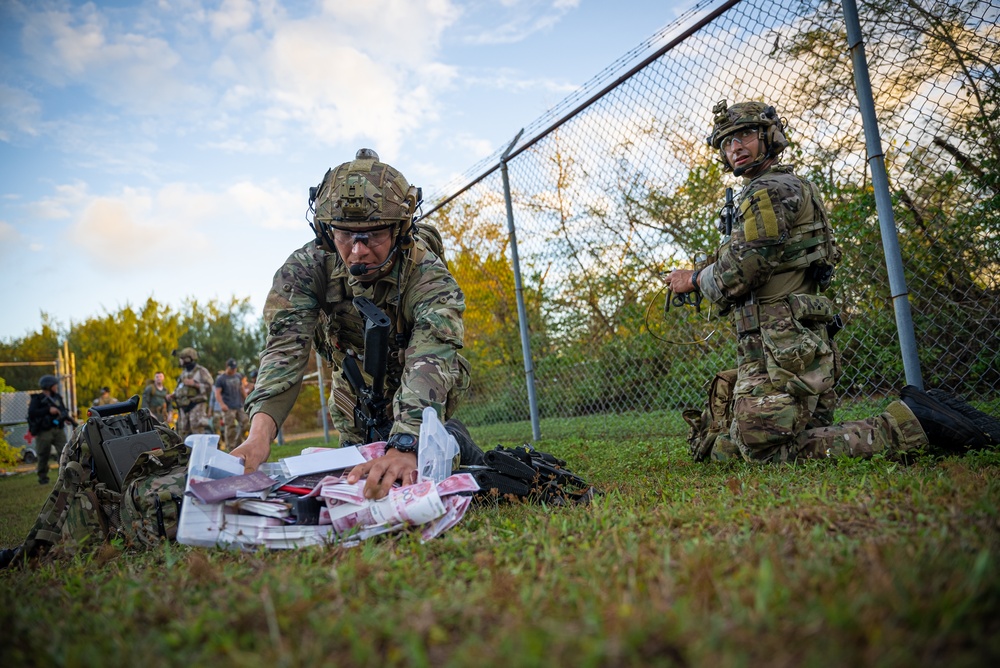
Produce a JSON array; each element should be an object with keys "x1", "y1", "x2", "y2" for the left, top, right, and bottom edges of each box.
[
  {"x1": 900, "y1": 385, "x2": 990, "y2": 453},
  {"x1": 0, "y1": 546, "x2": 23, "y2": 569},
  {"x1": 444, "y1": 419, "x2": 486, "y2": 466},
  {"x1": 926, "y1": 389, "x2": 1000, "y2": 447}
]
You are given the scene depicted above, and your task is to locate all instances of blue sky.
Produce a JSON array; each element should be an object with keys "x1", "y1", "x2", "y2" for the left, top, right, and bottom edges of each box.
[{"x1": 0, "y1": 0, "x2": 695, "y2": 341}]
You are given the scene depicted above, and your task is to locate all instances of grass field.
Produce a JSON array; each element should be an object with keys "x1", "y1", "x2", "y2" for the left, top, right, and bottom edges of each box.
[{"x1": 1, "y1": 412, "x2": 998, "y2": 667}]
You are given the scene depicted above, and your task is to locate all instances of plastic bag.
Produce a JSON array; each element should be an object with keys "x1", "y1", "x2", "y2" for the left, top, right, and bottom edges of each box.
[{"x1": 417, "y1": 407, "x2": 459, "y2": 483}]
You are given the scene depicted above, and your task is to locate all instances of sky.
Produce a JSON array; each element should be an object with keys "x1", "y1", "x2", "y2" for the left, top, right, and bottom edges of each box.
[{"x1": 0, "y1": 0, "x2": 699, "y2": 342}]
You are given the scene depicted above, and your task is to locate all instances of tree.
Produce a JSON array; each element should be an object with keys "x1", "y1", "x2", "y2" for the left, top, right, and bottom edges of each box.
[
  {"x1": 0, "y1": 317, "x2": 61, "y2": 390},
  {"x1": 69, "y1": 298, "x2": 184, "y2": 407},
  {"x1": 176, "y1": 297, "x2": 266, "y2": 376}
]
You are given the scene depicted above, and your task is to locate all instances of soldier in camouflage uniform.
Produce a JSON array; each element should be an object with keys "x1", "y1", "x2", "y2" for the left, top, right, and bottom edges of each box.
[
  {"x1": 669, "y1": 99, "x2": 992, "y2": 463},
  {"x1": 141, "y1": 371, "x2": 171, "y2": 424},
  {"x1": 166, "y1": 347, "x2": 213, "y2": 443},
  {"x1": 236, "y1": 149, "x2": 484, "y2": 500}
]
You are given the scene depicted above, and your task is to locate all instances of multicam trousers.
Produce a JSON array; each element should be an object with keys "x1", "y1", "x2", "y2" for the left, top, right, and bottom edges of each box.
[
  {"x1": 175, "y1": 402, "x2": 211, "y2": 444},
  {"x1": 221, "y1": 408, "x2": 249, "y2": 451},
  {"x1": 688, "y1": 296, "x2": 927, "y2": 462}
]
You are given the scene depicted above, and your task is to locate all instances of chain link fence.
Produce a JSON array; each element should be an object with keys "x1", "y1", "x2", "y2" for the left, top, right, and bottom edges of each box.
[{"x1": 424, "y1": 0, "x2": 1000, "y2": 435}]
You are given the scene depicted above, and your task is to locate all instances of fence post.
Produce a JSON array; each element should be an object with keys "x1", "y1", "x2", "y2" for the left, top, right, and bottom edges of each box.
[
  {"x1": 842, "y1": 0, "x2": 924, "y2": 389},
  {"x1": 315, "y1": 351, "x2": 330, "y2": 443},
  {"x1": 500, "y1": 130, "x2": 541, "y2": 441}
]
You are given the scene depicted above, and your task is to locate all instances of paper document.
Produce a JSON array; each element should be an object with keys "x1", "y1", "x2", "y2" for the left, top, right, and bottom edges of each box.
[{"x1": 282, "y1": 447, "x2": 366, "y2": 477}]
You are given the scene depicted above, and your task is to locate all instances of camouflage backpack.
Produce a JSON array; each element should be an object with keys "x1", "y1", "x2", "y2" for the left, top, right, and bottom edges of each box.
[
  {"x1": 14, "y1": 396, "x2": 189, "y2": 564},
  {"x1": 683, "y1": 368, "x2": 739, "y2": 462}
]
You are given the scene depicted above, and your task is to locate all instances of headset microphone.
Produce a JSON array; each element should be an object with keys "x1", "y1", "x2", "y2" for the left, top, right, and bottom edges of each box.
[{"x1": 348, "y1": 246, "x2": 398, "y2": 277}]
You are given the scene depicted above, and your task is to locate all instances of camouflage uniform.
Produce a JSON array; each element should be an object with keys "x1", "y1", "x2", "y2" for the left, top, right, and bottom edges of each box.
[
  {"x1": 173, "y1": 364, "x2": 213, "y2": 442},
  {"x1": 245, "y1": 236, "x2": 470, "y2": 444},
  {"x1": 141, "y1": 382, "x2": 170, "y2": 423},
  {"x1": 697, "y1": 163, "x2": 928, "y2": 462}
]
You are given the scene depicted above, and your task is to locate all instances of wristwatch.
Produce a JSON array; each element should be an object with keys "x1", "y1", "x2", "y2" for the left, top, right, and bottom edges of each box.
[{"x1": 386, "y1": 433, "x2": 418, "y2": 454}]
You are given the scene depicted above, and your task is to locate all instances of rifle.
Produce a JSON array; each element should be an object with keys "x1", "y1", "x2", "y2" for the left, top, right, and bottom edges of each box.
[
  {"x1": 41, "y1": 393, "x2": 77, "y2": 429},
  {"x1": 669, "y1": 186, "x2": 734, "y2": 314},
  {"x1": 719, "y1": 186, "x2": 735, "y2": 236},
  {"x1": 341, "y1": 296, "x2": 393, "y2": 443}
]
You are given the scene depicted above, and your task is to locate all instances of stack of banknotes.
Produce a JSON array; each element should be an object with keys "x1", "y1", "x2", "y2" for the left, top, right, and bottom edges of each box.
[{"x1": 177, "y1": 439, "x2": 479, "y2": 550}]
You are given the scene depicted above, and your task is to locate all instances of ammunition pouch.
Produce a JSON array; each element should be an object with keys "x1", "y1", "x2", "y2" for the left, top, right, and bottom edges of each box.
[
  {"x1": 787, "y1": 293, "x2": 836, "y2": 324},
  {"x1": 734, "y1": 304, "x2": 760, "y2": 338},
  {"x1": 332, "y1": 387, "x2": 356, "y2": 421}
]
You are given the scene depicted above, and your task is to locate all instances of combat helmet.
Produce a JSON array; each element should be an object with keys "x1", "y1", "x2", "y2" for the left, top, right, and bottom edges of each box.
[
  {"x1": 176, "y1": 347, "x2": 198, "y2": 362},
  {"x1": 39, "y1": 374, "x2": 59, "y2": 390},
  {"x1": 308, "y1": 149, "x2": 422, "y2": 253},
  {"x1": 707, "y1": 100, "x2": 789, "y2": 175}
]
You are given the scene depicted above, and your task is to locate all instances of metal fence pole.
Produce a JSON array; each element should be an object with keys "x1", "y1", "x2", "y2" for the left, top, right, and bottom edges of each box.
[
  {"x1": 843, "y1": 0, "x2": 924, "y2": 390},
  {"x1": 500, "y1": 130, "x2": 541, "y2": 440},
  {"x1": 315, "y1": 351, "x2": 330, "y2": 443}
]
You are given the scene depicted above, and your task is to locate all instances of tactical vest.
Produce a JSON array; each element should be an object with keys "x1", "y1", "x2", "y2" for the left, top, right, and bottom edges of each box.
[
  {"x1": 768, "y1": 178, "x2": 840, "y2": 281},
  {"x1": 314, "y1": 234, "x2": 440, "y2": 400}
]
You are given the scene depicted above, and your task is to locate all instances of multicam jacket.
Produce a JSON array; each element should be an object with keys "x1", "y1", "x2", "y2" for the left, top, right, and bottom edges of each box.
[
  {"x1": 699, "y1": 163, "x2": 839, "y2": 309},
  {"x1": 173, "y1": 365, "x2": 213, "y2": 410},
  {"x1": 699, "y1": 163, "x2": 841, "y2": 403},
  {"x1": 245, "y1": 237, "x2": 469, "y2": 441}
]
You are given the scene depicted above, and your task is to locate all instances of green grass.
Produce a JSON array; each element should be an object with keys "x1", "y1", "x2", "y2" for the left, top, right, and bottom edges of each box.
[{"x1": 2, "y1": 417, "x2": 999, "y2": 667}]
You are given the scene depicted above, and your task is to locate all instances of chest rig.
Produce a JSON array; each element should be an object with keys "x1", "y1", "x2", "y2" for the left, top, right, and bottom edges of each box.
[{"x1": 313, "y1": 244, "x2": 430, "y2": 399}]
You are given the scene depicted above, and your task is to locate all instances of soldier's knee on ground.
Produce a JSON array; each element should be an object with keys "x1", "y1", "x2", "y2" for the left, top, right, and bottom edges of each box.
[{"x1": 732, "y1": 392, "x2": 808, "y2": 462}]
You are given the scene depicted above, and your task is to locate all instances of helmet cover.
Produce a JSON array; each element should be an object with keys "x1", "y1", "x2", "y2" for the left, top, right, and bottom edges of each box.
[
  {"x1": 311, "y1": 149, "x2": 417, "y2": 233},
  {"x1": 707, "y1": 100, "x2": 789, "y2": 172}
]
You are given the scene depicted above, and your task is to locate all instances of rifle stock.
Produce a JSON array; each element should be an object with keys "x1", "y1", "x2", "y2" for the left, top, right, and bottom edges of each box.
[
  {"x1": 354, "y1": 297, "x2": 391, "y2": 398},
  {"x1": 344, "y1": 297, "x2": 394, "y2": 442}
]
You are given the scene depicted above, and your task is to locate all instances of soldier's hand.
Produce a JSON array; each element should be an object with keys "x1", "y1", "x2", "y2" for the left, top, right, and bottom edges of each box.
[
  {"x1": 668, "y1": 268, "x2": 698, "y2": 294},
  {"x1": 231, "y1": 413, "x2": 277, "y2": 473},
  {"x1": 346, "y1": 449, "x2": 418, "y2": 500},
  {"x1": 49, "y1": 406, "x2": 60, "y2": 415}
]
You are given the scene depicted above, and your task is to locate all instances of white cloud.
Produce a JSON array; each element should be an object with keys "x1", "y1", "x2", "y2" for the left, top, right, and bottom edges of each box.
[
  {"x1": 463, "y1": 70, "x2": 579, "y2": 95},
  {"x1": 257, "y1": 11, "x2": 459, "y2": 155},
  {"x1": 0, "y1": 221, "x2": 19, "y2": 247},
  {"x1": 20, "y1": 3, "x2": 204, "y2": 114},
  {"x1": 463, "y1": 0, "x2": 580, "y2": 45},
  {"x1": 26, "y1": 181, "x2": 91, "y2": 220},
  {"x1": 0, "y1": 84, "x2": 42, "y2": 140},
  {"x1": 226, "y1": 180, "x2": 301, "y2": 230},
  {"x1": 209, "y1": 0, "x2": 255, "y2": 38},
  {"x1": 45, "y1": 178, "x2": 301, "y2": 272}
]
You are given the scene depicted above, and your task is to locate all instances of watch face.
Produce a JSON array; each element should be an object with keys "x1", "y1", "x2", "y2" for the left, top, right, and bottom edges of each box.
[{"x1": 390, "y1": 434, "x2": 417, "y2": 452}]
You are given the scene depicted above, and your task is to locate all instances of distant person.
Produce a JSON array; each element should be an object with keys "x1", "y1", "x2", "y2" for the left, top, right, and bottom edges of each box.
[
  {"x1": 27, "y1": 375, "x2": 71, "y2": 485},
  {"x1": 141, "y1": 372, "x2": 170, "y2": 424},
  {"x1": 214, "y1": 358, "x2": 249, "y2": 450},
  {"x1": 166, "y1": 347, "x2": 213, "y2": 442},
  {"x1": 233, "y1": 149, "x2": 485, "y2": 500},
  {"x1": 92, "y1": 386, "x2": 117, "y2": 407}
]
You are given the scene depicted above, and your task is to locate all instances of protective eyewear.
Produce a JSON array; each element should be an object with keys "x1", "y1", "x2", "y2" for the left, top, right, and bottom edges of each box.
[
  {"x1": 332, "y1": 226, "x2": 394, "y2": 247},
  {"x1": 721, "y1": 127, "x2": 759, "y2": 150}
]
